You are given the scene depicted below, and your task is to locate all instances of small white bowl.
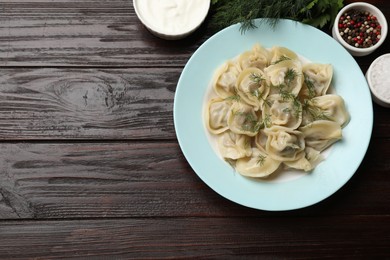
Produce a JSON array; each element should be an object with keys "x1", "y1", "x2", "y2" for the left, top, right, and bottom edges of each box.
[
  {"x1": 133, "y1": 0, "x2": 210, "y2": 40},
  {"x1": 366, "y1": 53, "x2": 390, "y2": 107},
  {"x1": 332, "y1": 2, "x2": 388, "y2": 56}
]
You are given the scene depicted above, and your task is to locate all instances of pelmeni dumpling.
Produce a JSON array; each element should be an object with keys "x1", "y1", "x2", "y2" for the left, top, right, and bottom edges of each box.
[
  {"x1": 264, "y1": 126, "x2": 305, "y2": 162},
  {"x1": 265, "y1": 60, "x2": 303, "y2": 96},
  {"x1": 284, "y1": 147, "x2": 324, "y2": 172},
  {"x1": 311, "y1": 94, "x2": 349, "y2": 127},
  {"x1": 270, "y1": 46, "x2": 299, "y2": 64},
  {"x1": 300, "y1": 63, "x2": 333, "y2": 98},
  {"x1": 235, "y1": 148, "x2": 281, "y2": 178},
  {"x1": 206, "y1": 98, "x2": 231, "y2": 134},
  {"x1": 301, "y1": 94, "x2": 349, "y2": 127},
  {"x1": 227, "y1": 102, "x2": 260, "y2": 137},
  {"x1": 218, "y1": 131, "x2": 252, "y2": 160},
  {"x1": 262, "y1": 94, "x2": 302, "y2": 130},
  {"x1": 213, "y1": 61, "x2": 241, "y2": 98},
  {"x1": 238, "y1": 44, "x2": 270, "y2": 70},
  {"x1": 236, "y1": 67, "x2": 269, "y2": 111},
  {"x1": 300, "y1": 120, "x2": 342, "y2": 151}
]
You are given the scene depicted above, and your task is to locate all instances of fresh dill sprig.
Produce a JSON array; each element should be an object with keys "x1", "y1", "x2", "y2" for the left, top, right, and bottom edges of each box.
[{"x1": 209, "y1": 0, "x2": 344, "y2": 33}]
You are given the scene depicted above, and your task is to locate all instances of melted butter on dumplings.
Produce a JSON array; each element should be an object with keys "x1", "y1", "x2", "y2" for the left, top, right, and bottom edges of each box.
[{"x1": 205, "y1": 43, "x2": 350, "y2": 178}]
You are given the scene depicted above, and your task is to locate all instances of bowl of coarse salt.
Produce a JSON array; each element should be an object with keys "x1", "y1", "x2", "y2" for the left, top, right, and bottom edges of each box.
[
  {"x1": 133, "y1": 0, "x2": 210, "y2": 40},
  {"x1": 366, "y1": 53, "x2": 390, "y2": 107}
]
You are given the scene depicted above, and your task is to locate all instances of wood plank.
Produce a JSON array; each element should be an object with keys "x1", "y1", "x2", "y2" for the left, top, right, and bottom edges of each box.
[
  {"x1": 0, "y1": 138, "x2": 389, "y2": 220},
  {"x1": 0, "y1": 68, "x2": 179, "y2": 140},
  {"x1": 0, "y1": 216, "x2": 389, "y2": 259},
  {"x1": 1, "y1": 67, "x2": 389, "y2": 140},
  {"x1": 1, "y1": 1, "x2": 389, "y2": 70},
  {"x1": 0, "y1": 0, "x2": 207, "y2": 67}
]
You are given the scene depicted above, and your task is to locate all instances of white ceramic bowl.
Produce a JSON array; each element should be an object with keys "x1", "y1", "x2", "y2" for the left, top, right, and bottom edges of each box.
[
  {"x1": 133, "y1": 0, "x2": 210, "y2": 40},
  {"x1": 332, "y1": 2, "x2": 387, "y2": 56},
  {"x1": 366, "y1": 53, "x2": 390, "y2": 107}
]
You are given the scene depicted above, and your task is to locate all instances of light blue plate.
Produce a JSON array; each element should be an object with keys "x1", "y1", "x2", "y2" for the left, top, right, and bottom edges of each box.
[{"x1": 173, "y1": 19, "x2": 373, "y2": 211}]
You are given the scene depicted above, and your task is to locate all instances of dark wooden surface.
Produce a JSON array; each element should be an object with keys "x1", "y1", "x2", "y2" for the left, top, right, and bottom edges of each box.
[{"x1": 0, "y1": 0, "x2": 389, "y2": 259}]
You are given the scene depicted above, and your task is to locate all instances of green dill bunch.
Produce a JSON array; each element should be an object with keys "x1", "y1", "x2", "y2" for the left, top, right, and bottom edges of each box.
[{"x1": 209, "y1": 0, "x2": 344, "y2": 33}]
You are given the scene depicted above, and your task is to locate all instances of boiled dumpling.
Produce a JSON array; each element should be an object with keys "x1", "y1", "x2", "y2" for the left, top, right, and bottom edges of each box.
[
  {"x1": 270, "y1": 46, "x2": 299, "y2": 64},
  {"x1": 238, "y1": 43, "x2": 270, "y2": 70},
  {"x1": 236, "y1": 67, "x2": 269, "y2": 111},
  {"x1": 205, "y1": 98, "x2": 231, "y2": 134},
  {"x1": 300, "y1": 120, "x2": 342, "y2": 151},
  {"x1": 265, "y1": 59, "x2": 303, "y2": 96},
  {"x1": 284, "y1": 147, "x2": 324, "y2": 172},
  {"x1": 262, "y1": 94, "x2": 302, "y2": 130},
  {"x1": 213, "y1": 61, "x2": 241, "y2": 98},
  {"x1": 264, "y1": 126, "x2": 305, "y2": 162},
  {"x1": 227, "y1": 102, "x2": 260, "y2": 137},
  {"x1": 235, "y1": 148, "x2": 281, "y2": 178},
  {"x1": 218, "y1": 131, "x2": 252, "y2": 160},
  {"x1": 300, "y1": 63, "x2": 333, "y2": 98},
  {"x1": 302, "y1": 94, "x2": 349, "y2": 127}
]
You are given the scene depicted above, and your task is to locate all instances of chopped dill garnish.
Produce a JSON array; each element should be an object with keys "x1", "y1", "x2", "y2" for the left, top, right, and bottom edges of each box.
[
  {"x1": 285, "y1": 68, "x2": 298, "y2": 86},
  {"x1": 276, "y1": 86, "x2": 302, "y2": 119},
  {"x1": 239, "y1": 112, "x2": 262, "y2": 133},
  {"x1": 303, "y1": 73, "x2": 316, "y2": 98},
  {"x1": 224, "y1": 87, "x2": 241, "y2": 102},
  {"x1": 257, "y1": 155, "x2": 267, "y2": 166},
  {"x1": 251, "y1": 89, "x2": 270, "y2": 106},
  {"x1": 249, "y1": 72, "x2": 264, "y2": 84},
  {"x1": 303, "y1": 99, "x2": 332, "y2": 121},
  {"x1": 272, "y1": 55, "x2": 291, "y2": 65},
  {"x1": 251, "y1": 89, "x2": 262, "y2": 99},
  {"x1": 224, "y1": 94, "x2": 241, "y2": 102},
  {"x1": 261, "y1": 113, "x2": 272, "y2": 128}
]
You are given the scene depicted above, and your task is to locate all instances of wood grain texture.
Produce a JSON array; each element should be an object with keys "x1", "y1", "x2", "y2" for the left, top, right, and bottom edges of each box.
[
  {"x1": 0, "y1": 0, "x2": 207, "y2": 67},
  {"x1": 0, "y1": 1, "x2": 389, "y2": 69},
  {"x1": 0, "y1": 138, "x2": 389, "y2": 220},
  {"x1": 0, "y1": 68, "x2": 179, "y2": 140},
  {"x1": 1, "y1": 0, "x2": 390, "y2": 258},
  {"x1": 0, "y1": 68, "x2": 389, "y2": 140},
  {"x1": 0, "y1": 216, "x2": 389, "y2": 259}
]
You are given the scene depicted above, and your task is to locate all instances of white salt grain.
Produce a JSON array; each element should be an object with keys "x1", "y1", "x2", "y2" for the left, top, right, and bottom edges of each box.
[{"x1": 369, "y1": 54, "x2": 390, "y2": 102}]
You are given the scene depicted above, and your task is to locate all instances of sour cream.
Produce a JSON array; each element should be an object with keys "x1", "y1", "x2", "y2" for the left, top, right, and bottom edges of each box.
[
  {"x1": 366, "y1": 53, "x2": 390, "y2": 107},
  {"x1": 133, "y1": 0, "x2": 210, "y2": 40}
]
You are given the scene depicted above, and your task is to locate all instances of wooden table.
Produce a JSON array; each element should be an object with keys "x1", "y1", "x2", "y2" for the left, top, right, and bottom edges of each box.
[{"x1": 0, "y1": 1, "x2": 389, "y2": 258}]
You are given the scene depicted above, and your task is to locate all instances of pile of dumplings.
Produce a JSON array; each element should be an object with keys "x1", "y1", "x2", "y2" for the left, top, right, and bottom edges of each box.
[{"x1": 205, "y1": 44, "x2": 350, "y2": 178}]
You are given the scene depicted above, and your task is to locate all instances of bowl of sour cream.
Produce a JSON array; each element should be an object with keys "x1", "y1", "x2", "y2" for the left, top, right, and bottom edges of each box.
[
  {"x1": 366, "y1": 53, "x2": 390, "y2": 107},
  {"x1": 133, "y1": 0, "x2": 210, "y2": 40}
]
